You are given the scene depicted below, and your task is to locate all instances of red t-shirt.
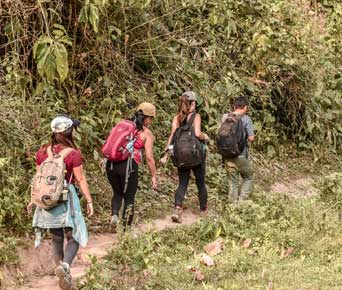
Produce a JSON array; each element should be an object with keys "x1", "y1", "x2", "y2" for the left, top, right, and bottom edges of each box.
[
  {"x1": 133, "y1": 132, "x2": 145, "y2": 164},
  {"x1": 36, "y1": 144, "x2": 83, "y2": 184}
]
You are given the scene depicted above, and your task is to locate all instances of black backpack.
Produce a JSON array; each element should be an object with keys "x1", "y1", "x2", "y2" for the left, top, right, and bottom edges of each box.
[
  {"x1": 216, "y1": 113, "x2": 245, "y2": 158},
  {"x1": 171, "y1": 113, "x2": 203, "y2": 169}
]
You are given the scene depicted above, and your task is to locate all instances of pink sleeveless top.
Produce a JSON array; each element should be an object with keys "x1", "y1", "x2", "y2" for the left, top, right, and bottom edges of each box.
[{"x1": 133, "y1": 131, "x2": 145, "y2": 164}]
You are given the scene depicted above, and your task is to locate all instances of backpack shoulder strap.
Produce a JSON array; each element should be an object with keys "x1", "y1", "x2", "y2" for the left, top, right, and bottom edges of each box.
[
  {"x1": 188, "y1": 112, "x2": 197, "y2": 126},
  {"x1": 58, "y1": 147, "x2": 74, "y2": 159}
]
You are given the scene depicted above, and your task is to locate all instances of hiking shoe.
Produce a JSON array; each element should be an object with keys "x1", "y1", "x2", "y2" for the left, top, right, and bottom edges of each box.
[
  {"x1": 171, "y1": 207, "x2": 183, "y2": 223},
  {"x1": 55, "y1": 262, "x2": 72, "y2": 290},
  {"x1": 110, "y1": 214, "x2": 120, "y2": 226},
  {"x1": 110, "y1": 214, "x2": 120, "y2": 232},
  {"x1": 200, "y1": 209, "x2": 208, "y2": 218},
  {"x1": 200, "y1": 205, "x2": 208, "y2": 218}
]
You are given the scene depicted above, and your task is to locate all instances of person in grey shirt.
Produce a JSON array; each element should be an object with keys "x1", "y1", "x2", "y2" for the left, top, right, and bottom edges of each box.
[{"x1": 221, "y1": 96, "x2": 255, "y2": 202}]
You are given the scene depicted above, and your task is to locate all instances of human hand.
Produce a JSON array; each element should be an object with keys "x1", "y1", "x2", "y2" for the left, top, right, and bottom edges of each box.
[
  {"x1": 87, "y1": 201, "x2": 94, "y2": 217},
  {"x1": 203, "y1": 133, "x2": 209, "y2": 142},
  {"x1": 160, "y1": 155, "x2": 168, "y2": 165},
  {"x1": 99, "y1": 158, "x2": 107, "y2": 173},
  {"x1": 27, "y1": 201, "x2": 34, "y2": 214},
  {"x1": 151, "y1": 176, "x2": 158, "y2": 191}
]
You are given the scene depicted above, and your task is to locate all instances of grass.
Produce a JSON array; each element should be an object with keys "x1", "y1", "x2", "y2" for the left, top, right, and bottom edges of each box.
[{"x1": 79, "y1": 172, "x2": 342, "y2": 290}]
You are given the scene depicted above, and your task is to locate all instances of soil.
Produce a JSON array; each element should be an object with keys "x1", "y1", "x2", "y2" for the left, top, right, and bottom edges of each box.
[
  {"x1": 7, "y1": 210, "x2": 199, "y2": 290},
  {"x1": 269, "y1": 177, "x2": 317, "y2": 197}
]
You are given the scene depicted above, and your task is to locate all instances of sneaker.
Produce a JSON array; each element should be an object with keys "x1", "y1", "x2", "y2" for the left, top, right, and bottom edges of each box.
[
  {"x1": 110, "y1": 214, "x2": 120, "y2": 226},
  {"x1": 171, "y1": 207, "x2": 183, "y2": 223},
  {"x1": 200, "y1": 205, "x2": 208, "y2": 218},
  {"x1": 55, "y1": 262, "x2": 72, "y2": 290},
  {"x1": 110, "y1": 214, "x2": 120, "y2": 233},
  {"x1": 199, "y1": 209, "x2": 208, "y2": 218}
]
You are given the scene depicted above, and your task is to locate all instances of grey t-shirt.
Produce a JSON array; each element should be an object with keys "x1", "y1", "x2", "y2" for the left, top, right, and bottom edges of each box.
[{"x1": 221, "y1": 113, "x2": 254, "y2": 157}]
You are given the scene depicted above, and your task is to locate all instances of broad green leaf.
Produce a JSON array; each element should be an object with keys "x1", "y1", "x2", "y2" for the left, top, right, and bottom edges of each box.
[
  {"x1": 36, "y1": 46, "x2": 51, "y2": 77},
  {"x1": 33, "y1": 82, "x2": 46, "y2": 97},
  {"x1": 78, "y1": 6, "x2": 89, "y2": 23},
  {"x1": 52, "y1": 29, "x2": 64, "y2": 37},
  {"x1": 54, "y1": 45, "x2": 69, "y2": 82},
  {"x1": 45, "y1": 53, "x2": 57, "y2": 82},
  {"x1": 59, "y1": 36, "x2": 73, "y2": 47},
  {"x1": 93, "y1": 0, "x2": 109, "y2": 6},
  {"x1": 89, "y1": 4, "x2": 99, "y2": 33},
  {"x1": 53, "y1": 24, "x2": 67, "y2": 34},
  {"x1": 37, "y1": 35, "x2": 53, "y2": 44}
]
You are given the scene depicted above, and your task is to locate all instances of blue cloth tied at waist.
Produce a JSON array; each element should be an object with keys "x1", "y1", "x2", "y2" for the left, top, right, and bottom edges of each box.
[{"x1": 32, "y1": 184, "x2": 88, "y2": 248}]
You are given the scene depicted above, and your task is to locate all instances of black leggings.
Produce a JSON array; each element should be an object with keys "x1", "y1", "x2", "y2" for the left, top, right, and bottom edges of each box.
[
  {"x1": 50, "y1": 227, "x2": 79, "y2": 266},
  {"x1": 175, "y1": 160, "x2": 208, "y2": 210},
  {"x1": 106, "y1": 159, "x2": 139, "y2": 227}
]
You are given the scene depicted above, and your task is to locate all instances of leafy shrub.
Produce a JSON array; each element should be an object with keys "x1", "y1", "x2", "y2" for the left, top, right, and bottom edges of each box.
[{"x1": 317, "y1": 172, "x2": 342, "y2": 212}]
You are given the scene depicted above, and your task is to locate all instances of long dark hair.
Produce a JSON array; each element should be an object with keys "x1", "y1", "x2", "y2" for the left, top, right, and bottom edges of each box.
[
  {"x1": 134, "y1": 110, "x2": 148, "y2": 131},
  {"x1": 44, "y1": 127, "x2": 78, "y2": 152},
  {"x1": 177, "y1": 95, "x2": 192, "y2": 123}
]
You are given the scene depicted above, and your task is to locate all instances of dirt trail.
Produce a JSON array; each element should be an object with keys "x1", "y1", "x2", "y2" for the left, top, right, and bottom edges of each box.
[{"x1": 18, "y1": 210, "x2": 198, "y2": 290}]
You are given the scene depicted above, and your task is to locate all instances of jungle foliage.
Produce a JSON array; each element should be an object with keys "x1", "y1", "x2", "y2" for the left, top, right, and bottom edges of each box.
[
  {"x1": 0, "y1": 0, "x2": 341, "y2": 248},
  {"x1": 79, "y1": 174, "x2": 342, "y2": 289}
]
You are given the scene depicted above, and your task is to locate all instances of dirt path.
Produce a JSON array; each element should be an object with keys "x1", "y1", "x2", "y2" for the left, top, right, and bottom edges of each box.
[{"x1": 18, "y1": 210, "x2": 199, "y2": 290}]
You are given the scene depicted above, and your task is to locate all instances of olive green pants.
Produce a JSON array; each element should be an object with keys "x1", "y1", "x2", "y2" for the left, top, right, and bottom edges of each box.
[{"x1": 224, "y1": 156, "x2": 253, "y2": 202}]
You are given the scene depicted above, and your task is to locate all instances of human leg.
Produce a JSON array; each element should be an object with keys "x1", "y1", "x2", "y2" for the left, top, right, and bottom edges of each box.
[
  {"x1": 51, "y1": 228, "x2": 74, "y2": 290},
  {"x1": 122, "y1": 161, "x2": 139, "y2": 228},
  {"x1": 174, "y1": 168, "x2": 191, "y2": 207},
  {"x1": 50, "y1": 228, "x2": 64, "y2": 265},
  {"x1": 172, "y1": 168, "x2": 191, "y2": 223},
  {"x1": 106, "y1": 161, "x2": 124, "y2": 216},
  {"x1": 63, "y1": 227, "x2": 79, "y2": 265},
  {"x1": 192, "y1": 161, "x2": 208, "y2": 211},
  {"x1": 237, "y1": 156, "x2": 253, "y2": 200},
  {"x1": 224, "y1": 159, "x2": 240, "y2": 203}
]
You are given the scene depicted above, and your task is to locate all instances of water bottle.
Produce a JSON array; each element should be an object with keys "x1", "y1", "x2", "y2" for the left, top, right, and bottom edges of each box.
[{"x1": 168, "y1": 145, "x2": 174, "y2": 156}]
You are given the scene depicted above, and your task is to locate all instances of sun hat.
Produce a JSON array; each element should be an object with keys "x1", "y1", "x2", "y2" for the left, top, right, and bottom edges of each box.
[{"x1": 136, "y1": 102, "x2": 156, "y2": 117}]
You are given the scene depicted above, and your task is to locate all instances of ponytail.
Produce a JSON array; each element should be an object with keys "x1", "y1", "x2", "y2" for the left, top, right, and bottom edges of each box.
[
  {"x1": 134, "y1": 110, "x2": 146, "y2": 131},
  {"x1": 177, "y1": 95, "x2": 191, "y2": 123}
]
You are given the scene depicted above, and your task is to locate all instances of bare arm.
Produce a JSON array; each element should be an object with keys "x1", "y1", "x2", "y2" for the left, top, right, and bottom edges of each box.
[
  {"x1": 143, "y1": 129, "x2": 158, "y2": 189},
  {"x1": 73, "y1": 165, "x2": 92, "y2": 203},
  {"x1": 144, "y1": 131, "x2": 157, "y2": 178},
  {"x1": 73, "y1": 165, "x2": 93, "y2": 216},
  {"x1": 193, "y1": 114, "x2": 208, "y2": 141},
  {"x1": 164, "y1": 116, "x2": 179, "y2": 150}
]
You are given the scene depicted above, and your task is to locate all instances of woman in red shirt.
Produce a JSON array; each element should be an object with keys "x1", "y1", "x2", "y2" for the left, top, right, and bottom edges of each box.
[
  {"x1": 105, "y1": 103, "x2": 158, "y2": 230},
  {"x1": 27, "y1": 115, "x2": 93, "y2": 290}
]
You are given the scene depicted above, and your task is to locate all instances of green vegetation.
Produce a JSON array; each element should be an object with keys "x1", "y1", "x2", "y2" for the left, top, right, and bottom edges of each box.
[
  {"x1": 80, "y1": 173, "x2": 342, "y2": 289},
  {"x1": 0, "y1": 0, "x2": 342, "y2": 287}
]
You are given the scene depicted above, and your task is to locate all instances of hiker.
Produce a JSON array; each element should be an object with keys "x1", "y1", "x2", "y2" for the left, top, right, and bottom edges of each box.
[
  {"x1": 27, "y1": 115, "x2": 93, "y2": 290},
  {"x1": 217, "y1": 96, "x2": 255, "y2": 202},
  {"x1": 160, "y1": 91, "x2": 209, "y2": 223},
  {"x1": 103, "y1": 102, "x2": 158, "y2": 229}
]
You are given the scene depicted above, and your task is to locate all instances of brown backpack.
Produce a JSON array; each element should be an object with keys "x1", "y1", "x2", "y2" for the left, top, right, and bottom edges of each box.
[{"x1": 31, "y1": 146, "x2": 74, "y2": 209}]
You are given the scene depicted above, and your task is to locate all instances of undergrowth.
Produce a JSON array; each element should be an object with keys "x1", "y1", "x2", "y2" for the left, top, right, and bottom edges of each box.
[{"x1": 79, "y1": 173, "x2": 342, "y2": 289}]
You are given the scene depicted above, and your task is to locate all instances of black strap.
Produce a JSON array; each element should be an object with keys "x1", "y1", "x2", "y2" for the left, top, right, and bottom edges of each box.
[
  {"x1": 180, "y1": 112, "x2": 196, "y2": 127},
  {"x1": 188, "y1": 112, "x2": 196, "y2": 126}
]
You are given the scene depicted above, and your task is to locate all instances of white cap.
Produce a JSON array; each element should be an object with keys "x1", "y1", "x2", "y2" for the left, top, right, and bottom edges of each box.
[
  {"x1": 182, "y1": 91, "x2": 197, "y2": 101},
  {"x1": 51, "y1": 116, "x2": 74, "y2": 133}
]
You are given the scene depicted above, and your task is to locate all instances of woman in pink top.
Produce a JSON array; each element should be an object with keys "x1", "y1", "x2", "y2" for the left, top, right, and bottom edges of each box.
[{"x1": 105, "y1": 103, "x2": 158, "y2": 230}]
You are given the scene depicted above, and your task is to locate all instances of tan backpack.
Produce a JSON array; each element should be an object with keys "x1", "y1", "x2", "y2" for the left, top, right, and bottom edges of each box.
[{"x1": 31, "y1": 146, "x2": 74, "y2": 209}]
